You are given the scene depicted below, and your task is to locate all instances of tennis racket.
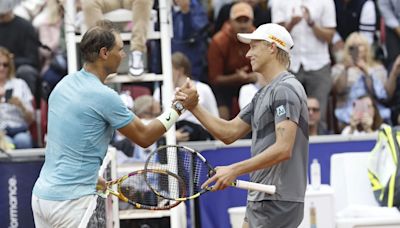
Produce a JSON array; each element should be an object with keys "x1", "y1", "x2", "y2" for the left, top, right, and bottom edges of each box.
[
  {"x1": 98, "y1": 169, "x2": 186, "y2": 210},
  {"x1": 144, "y1": 145, "x2": 276, "y2": 201}
]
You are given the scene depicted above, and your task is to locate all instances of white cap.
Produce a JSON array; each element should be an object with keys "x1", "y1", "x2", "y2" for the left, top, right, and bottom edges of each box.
[{"x1": 237, "y1": 23, "x2": 294, "y2": 53}]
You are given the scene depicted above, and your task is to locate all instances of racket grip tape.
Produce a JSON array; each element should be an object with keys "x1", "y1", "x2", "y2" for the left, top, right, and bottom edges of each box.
[{"x1": 234, "y1": 180, "x2": 276, "y2": 194}]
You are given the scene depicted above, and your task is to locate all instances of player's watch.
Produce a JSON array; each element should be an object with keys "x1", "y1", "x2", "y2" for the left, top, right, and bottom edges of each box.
[{"x1": 173, "y1": 101, "x2": 185, "y2": 115}]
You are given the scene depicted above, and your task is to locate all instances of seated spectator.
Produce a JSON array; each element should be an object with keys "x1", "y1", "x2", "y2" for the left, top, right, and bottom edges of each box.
[
  {"x1": 154, "y1": 52, "x2": 218, "y2": 141},
  {"x1": 0, "y1": 0, "x2": 40, "y2": 97},
  {"x1": 81, "y1": 0, "x2": 153, "y2": 76},
  {"x1": 385, "y1": 55, "x2": 400, "y2": 125},
  {"x1": 208, "y1": 2, "x2": 257, "y2": 119},
  {"x1": 308, "y1": 97, "x2": 330, "y2": 136},
  {"x1": 0, "y1": 47, "x2": 34, "y2": 149},
  {"x1": 272, "y1": 0, "x2": 336, "y2": 127},
  {"x1": 341, "y1": 95, "x2": 384, "y2": 135},
  {"x1": 332, "y1": 32, "x2": 390, "y2": 127}
]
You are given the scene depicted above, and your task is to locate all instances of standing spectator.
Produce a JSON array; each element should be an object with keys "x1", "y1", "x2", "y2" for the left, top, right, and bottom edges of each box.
[
  {"x1": 213, "y1": 0, "x2": 271, "y2": 34},
  {"x1": 308, "y1": 96, "x2": 329, "y2": 136},
  {"x1": 332, "y1": 32, "x2": 389, "y2": 127},
  {"x1": 154, "y1": 52, "x2": 218, "y2": 141},
  {"x1": 82, "y1": 0, "x2": 154, "y2": 76},
  {"x1": 208, "y1": 2, "x2": 258, "y2": 119},
  {"x1": 171, "y1": 0, "x2": 209, "y2": 82},
  {"x1": 378, "y1": 0, "x2": 400, "y2": 69},
  {"x1": 0, "y1": 0, "x2": 40, "y2": 97},
  {"x1": 334, "y1": 0, "x2": 377, "y2": 44},
  {"x1": 272, "y1": 0, "x2": 336, "y2": 127},
  {"x1": 0, "y1": 47, "x2": 34, "y2": 149},
  {"x1": 385, "y1": 55, "x2": 400, "y2": 125}
]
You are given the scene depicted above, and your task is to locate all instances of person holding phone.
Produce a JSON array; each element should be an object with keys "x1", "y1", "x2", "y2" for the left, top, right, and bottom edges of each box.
[
  {"x1": 341, "y1": 95, "x2": 385, "y2": 135},
  {"x1": 0, "y1": 46, "x2": 34, "y2": 149},
  {"x1": 332, "y1": 32, "x2": 390, "y2": 130}
]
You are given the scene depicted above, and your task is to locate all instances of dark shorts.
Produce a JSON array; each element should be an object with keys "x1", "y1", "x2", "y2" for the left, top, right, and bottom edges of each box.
[{"x1": 244, "y1": 200, "x2": 304, "y2": 228}]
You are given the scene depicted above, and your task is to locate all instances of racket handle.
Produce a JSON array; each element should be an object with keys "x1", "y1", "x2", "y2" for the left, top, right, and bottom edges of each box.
[{"x1": 234, "y1": 180, "x2": 276, "y2": 194}]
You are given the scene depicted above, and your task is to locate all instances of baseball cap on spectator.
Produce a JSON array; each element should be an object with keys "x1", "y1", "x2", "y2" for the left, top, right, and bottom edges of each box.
[
  {"x1": 0, "y1": 0, "x2": 21, "y2": 14},
  {"x1": 230, "y1": 2, "x2": 253, "y2": 20},
  {"x1": 237, "y1": 23, "x2": 294, "y2": 53}
]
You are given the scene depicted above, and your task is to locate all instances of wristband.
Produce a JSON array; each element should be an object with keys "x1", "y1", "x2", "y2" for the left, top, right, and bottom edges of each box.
[{"x1": 156, "y1": 108, "x2": 180, "y2": 131}]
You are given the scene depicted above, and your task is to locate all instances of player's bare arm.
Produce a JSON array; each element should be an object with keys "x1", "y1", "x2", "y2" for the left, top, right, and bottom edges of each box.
[
  {"x1": 228, "y1": 120, "x2": 298, "y2": 178},
  {"x1": 201, "y1": 120, "x2": 297, "y2": 191}
]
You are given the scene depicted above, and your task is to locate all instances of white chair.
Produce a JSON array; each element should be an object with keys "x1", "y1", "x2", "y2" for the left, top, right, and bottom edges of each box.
[{"x1": 330, "y1": 152, "x2": 400, "y2": 228}]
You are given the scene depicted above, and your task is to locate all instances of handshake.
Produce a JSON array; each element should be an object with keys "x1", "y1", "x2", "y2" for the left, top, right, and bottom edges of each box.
[{"x1": 172, "y1": 78, "x2": 199, "y2": 113}]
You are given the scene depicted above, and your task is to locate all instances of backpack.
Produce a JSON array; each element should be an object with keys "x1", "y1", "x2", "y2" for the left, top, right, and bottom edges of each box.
[{"x1": 368, "y1": 125, "x2": 400, "y2": 208}]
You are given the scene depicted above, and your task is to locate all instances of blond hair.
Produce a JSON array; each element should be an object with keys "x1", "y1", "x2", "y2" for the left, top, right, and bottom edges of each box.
[{"x1": 343, "y1": 32, "x2": 378, "y2": 67}]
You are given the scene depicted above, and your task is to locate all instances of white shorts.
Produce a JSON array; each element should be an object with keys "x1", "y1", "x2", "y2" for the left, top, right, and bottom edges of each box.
[{"x1": 31, "y1": 194, "x2": 97, "y2": 228}]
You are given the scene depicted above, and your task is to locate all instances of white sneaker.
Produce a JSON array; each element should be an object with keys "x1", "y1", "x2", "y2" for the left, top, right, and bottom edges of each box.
[{"x1": 129, "y1": 51, "x2": 144, "y2": 76}]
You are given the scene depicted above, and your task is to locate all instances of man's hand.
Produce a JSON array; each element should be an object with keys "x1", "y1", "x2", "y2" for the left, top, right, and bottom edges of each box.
[
  {"x1": 96, "y1": 176, "x2": 107, "y2": 192},
  {"x1": 201, "y1": 165, "x2": 237, "y2": 191},
  {"x1": 175, "y1": 78, "x2": 199, "y2": 110}
]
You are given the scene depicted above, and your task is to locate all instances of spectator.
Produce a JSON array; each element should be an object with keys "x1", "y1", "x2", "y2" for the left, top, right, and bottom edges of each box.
[
  {"x1": 272, "y1": 0, "x2": 336, "y2": 127},
  {"x1": 82, "y1": 0, "x2": 154, "y2": 76},
  {"x1": 308, "y1": 96, "x2": 329, "y2": 136},
  {"x1": 384, "y1": 55, "x2": 400, "y2": 125},
  {"x1": 154, "y1": 52, "x2": 218, "y2": 141},
  {"x1": 0, "y1": 46, "x2": 34, "y2": 149},
  {"x1": 334, "y1": 0, "x2": 377, "y2": 44},
  {"x1": 332, "y1": 32, "x2": 390, "y2": 127},
  {"x1": 0, "y1": 0, "x2": 40, "y2": 97},
  {"x1": 341, "y1": 95, "x2": 384, "y2": 135},
  {"x1": 377, "y1": 0, "x2": 400, "y2": 69},
  {"x1": 213, "y1": 0, "x2": 271, "y2": 34},
  {"x1": 208, "y1": 2, "x2": 257, "y2": 119},
  {"x1": 171, "y1": 0, "x2": 209, "y2": 82}
]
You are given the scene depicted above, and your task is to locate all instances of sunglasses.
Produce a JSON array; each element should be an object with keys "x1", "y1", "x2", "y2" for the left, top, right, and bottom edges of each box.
[
  {"x1": 308, "y1": 107, "x2": 320, "y2": 112},
  {"x1": 0, "y1": 62, "x2": 9, "y2": 68}
]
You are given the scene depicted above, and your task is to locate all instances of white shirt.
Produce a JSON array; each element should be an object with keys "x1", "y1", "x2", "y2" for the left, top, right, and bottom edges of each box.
[
  {"x1": 0, "y1": 78, "x2": 33, "y2": 129},
  {"x1": 272, "y1": 0, "x2": 336, "y2": 72},
  {"x1": 154, "y1": 81, "x2": 219, "y2": 125},
  {"x1": 238, "y1": 83, "x2": 263, "y2": 109}
]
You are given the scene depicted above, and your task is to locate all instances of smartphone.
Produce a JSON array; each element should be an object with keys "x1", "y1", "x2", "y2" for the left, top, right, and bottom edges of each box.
[
  {"x1": 353, "y1": 99, "x2": 368, "y2": 119},
  {"x1": 349, "y1": 46, "x2": 359, "y2": 63},
  {"x1": 5, "y1": 89, "x2": 13, "y2": 102}
]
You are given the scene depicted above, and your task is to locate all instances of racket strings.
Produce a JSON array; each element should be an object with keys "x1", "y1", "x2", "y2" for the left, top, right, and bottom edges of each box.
[
  {"x1": 146, "y1": 146, "x2": 211, "y2": 197},
  {"x1": 120, "y1": 171, "x2": 183, "y2": 207}
]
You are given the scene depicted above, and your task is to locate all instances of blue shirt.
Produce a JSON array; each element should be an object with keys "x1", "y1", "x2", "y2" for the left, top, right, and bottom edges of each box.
[{"x1": 33, "y1": 69, "x2": 134, "y2": 200}]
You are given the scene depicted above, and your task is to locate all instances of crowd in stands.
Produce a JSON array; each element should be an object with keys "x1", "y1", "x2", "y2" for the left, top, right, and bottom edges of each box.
[{"x1": 0, "y1": 0, "x2": 399, "y2": 152}]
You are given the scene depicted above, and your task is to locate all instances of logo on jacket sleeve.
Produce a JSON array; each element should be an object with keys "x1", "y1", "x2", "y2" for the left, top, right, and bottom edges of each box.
[{"x1": 276, "y1": 105, "x2": 286, "y2": 116}]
